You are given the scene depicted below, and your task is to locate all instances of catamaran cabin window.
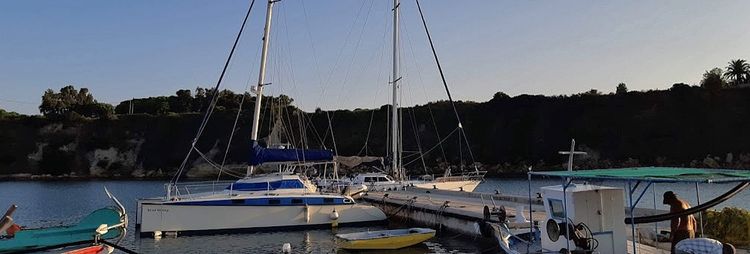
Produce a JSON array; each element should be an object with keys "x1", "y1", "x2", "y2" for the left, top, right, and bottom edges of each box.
[
  {"x1": 548, "y1": 199, "x2": 565, "y2": 219},
  {"x1": 323, "y1": 198, "x2": 334, "y2": 203},
  {"x1": 268, "y1": 199, "x2": 281, "y2": 205},
  {"x1": 378, "y1": 177, "x2": 389, "y2": 182},
  {"x1": 291, "y1": 199, "x2": 303, "y2": 204},
  {"x1": 364, "y1": 177, "x2": 375, "y2": 183},
  {"x1": 232, "y1": 199, "x2": 244, "y2": 205}
]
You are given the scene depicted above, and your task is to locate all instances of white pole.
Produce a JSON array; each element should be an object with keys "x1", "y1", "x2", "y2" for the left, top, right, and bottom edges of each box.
[
  {"x1": 567, "y1": 139, "x2": 575, "y2": 171},
  {"x1": 390, "y1": 0, "x2": 401, "y2": 180},
  {"x1": 248, "y1": 0, "x2": 276, "y2": 176}
]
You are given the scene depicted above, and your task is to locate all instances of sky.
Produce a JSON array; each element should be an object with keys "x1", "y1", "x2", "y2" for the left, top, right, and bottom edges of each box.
[{"x1": 2, "y1": 0, "x2": 750, "y2": 115}]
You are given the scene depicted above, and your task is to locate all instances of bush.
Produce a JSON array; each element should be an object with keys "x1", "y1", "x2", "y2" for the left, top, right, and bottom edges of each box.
[{"x1": 703, "y1": 207, "x2": 750, "y2": 247}]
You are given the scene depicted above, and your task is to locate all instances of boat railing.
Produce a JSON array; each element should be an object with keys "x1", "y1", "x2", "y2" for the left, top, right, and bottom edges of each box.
[{"x1": 166, "y1": 180, "x2": 236, "y2": 200}]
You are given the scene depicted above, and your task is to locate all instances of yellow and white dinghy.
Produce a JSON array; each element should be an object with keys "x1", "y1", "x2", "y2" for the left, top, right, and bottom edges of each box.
[{"x1": 336, "y1": 228, "x2": 436, "y2": 250}]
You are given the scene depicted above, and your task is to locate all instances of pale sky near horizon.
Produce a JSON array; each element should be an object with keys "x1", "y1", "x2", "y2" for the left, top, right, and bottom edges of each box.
[{"x1": 2, "y1": 0, "x2": 750, "y2": 115}]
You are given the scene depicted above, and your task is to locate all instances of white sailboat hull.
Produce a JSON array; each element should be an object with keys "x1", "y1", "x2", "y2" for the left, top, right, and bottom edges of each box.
[
  {"x1": 413, "y1": 179, "x2": 481, "y2": 192},
  {"x1": 137, "y1": 202, "x2": 386, "y2": 235}
]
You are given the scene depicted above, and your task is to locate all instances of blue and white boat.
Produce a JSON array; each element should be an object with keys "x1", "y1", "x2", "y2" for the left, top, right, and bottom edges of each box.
[
  {"x1": 136, "y1": 169, "x2": 386, "y2": 236},
  {"x1": 136, "y1": 0, "x2": 385, "y2": 236}
]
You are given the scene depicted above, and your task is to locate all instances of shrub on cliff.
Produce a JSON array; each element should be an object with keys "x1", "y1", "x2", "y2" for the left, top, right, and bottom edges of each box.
[
  {"x1": 39, "y1": 85, "x2": 114, "y2": 119},
  {"x1": 704, "y1": 207, "x2": 750, "y2": 247}
]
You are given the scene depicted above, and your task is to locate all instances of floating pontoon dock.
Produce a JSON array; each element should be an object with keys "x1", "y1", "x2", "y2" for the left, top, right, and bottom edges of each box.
[{"x1": 363, "y1": 187, "x2": 673, "y2": 253}]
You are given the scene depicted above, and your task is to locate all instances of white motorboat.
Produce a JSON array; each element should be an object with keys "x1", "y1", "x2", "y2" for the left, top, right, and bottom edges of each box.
[{"x1": 136, "y1": 0, "x2": 386, "y2": 236}]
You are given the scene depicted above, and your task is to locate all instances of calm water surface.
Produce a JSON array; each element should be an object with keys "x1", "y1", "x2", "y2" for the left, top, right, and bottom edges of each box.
[
  {"x1": 1, "y1": 178, "x2": 747, "y2": 253},
  {"x1": 0, "y1": 180, "x2": 496, "y2": 253}
]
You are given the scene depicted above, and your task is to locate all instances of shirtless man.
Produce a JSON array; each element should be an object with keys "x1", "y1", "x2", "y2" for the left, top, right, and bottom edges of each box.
[{"x1": 663, "y1": 191, "x2": 697, "y2": 254}]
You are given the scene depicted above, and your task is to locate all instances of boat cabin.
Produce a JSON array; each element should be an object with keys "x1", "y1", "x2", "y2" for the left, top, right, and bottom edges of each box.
[
  {"x1": 229, "y1": 173, "x2": 317, "y2": 193},
  {"x1": 540, "y1": 183, "x2": 626, "y2": 254},
  {"x1": 351, "y1": 173, "x2": 396, "y2": 185}
]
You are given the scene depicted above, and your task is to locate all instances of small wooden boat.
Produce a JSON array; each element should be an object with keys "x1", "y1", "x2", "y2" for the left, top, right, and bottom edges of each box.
[
  {"x1": 0, "y1": 188, "x2": 127, "y2": 254},
  {"x1": 62, "y1": 245, "x2": 109, "y2": 254},
  {"x1": 336, "y1": 228, "x2": 435, "y2": 250}
]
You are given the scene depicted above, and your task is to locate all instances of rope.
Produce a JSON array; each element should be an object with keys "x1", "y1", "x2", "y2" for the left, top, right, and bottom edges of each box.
[
  {"x1": 217, "y1": 88, "x2": 248, "y2": 181},
  {"x1": 100, "y1": 239, "x2": 139, "y2": 254},
  {"x1": 171, "y1": 0, "x2": 256, "y2": 184},
  {"x1": 414, "y1": 0, "x2": 478, "y2": 169},
  {"x1": 403, "y1": 127, "x2": 459, "y2": 167}
]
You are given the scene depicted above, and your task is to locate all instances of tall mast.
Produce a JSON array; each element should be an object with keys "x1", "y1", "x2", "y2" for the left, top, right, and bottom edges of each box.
[
  {"x1": 248, "y1": 0, "x2": 277, "y2": 176},
  {"x1": 390, "y1": 0, "x2": 401, "y2": 180}
]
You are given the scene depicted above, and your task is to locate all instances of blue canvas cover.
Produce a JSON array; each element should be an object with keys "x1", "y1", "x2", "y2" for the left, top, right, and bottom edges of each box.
[{"x1": 247, "y1": 141, "x2": 333, "y2": 166}]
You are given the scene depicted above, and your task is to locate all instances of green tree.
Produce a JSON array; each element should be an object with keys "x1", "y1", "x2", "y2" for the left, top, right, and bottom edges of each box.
[
  {"x1": 492, "y1": 92, "x2": 510, "y2": 101},
  {"x1": 169, "y1": 89, "x2": 193, "y2": 113},
  {"x1": 39, "y1": 85, "x2": 113, "y2": 118},
  {"x1": 724, "y1": 59, "x2": 750, "y2": 86},
  {"x1": 616, "y1": 83, "x2": 628, "y2": 94},
  {"x1": 0, "y1": 108, "x2": 21, "y2": 119},
  {"x1": 700, "y1": 68, "x2": 727, "y2": 91}
]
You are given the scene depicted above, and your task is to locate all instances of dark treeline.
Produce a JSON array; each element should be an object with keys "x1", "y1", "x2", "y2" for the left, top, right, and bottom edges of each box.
[
  {"x1": 2, "y1": 59, "x2": 750, "y2": 178},
  {"x1": 3, "y1": 84, "x2": 750, "y2": 178}
]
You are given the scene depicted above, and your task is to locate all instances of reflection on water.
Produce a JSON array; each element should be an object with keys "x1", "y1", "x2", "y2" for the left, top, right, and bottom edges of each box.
[
  {"x1": 0, "y1": 180, "x2": 491, "y2": 253},
  {"x1": 2, "y1": 178, "x2": 744, "y2": 253}
]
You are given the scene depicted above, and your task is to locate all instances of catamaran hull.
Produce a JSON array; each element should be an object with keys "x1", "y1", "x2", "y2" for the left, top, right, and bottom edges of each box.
[
  {"x1": 413, "y1": 180, "x2": 481, "y2": 192},
  {"x1": 136, "y1": 202, "x2": 386, "y2": 236}
]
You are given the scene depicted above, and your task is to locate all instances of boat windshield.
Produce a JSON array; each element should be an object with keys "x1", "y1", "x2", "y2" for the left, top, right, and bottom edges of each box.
[{"x1": 228, "y1": 179, "x2": 305, "y2": 191}]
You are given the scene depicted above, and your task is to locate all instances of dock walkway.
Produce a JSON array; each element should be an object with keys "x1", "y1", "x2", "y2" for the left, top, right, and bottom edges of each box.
[{"x1": 362, "y1": 188, "x2": 678, "y2": 253}]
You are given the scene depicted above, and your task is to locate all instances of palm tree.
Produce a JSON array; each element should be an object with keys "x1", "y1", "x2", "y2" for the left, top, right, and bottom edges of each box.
[{"x1": 724, "y1": 59, "x2": 750, "y2": 86}]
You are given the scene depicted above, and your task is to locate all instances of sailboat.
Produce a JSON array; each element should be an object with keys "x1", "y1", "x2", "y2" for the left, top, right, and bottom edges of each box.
[
  {"x1": 342, "y1": 0, "x2": 485, "y2": 193},
  {"x1": 136, "y1": 0, "x2": 386, "y2": 236}
]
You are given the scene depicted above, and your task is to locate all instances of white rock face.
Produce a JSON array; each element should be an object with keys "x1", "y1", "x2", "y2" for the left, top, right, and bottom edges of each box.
[
  {"x1": 27, "y1": 142, "x2": 47, "y2": 163},
  {"x1": 86, "y1": 138, "x2": 144, "y2": 176}
]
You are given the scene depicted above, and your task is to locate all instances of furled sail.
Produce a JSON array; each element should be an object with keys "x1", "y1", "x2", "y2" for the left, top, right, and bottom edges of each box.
[
  {"x1": 335, "y1": 156, "x2": 384, "y2": 169},
  {"x1": 247, "y1": 141, "x2": 333, "y2": 166}
]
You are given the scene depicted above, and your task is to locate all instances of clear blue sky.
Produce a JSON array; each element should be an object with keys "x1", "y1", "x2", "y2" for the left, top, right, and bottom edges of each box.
[{"x1": 2, "y1": 0, "x2": 750, "y2": 115}]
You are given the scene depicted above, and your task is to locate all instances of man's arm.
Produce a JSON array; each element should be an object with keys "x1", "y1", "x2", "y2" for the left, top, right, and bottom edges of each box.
[{"x1": 670, "y1": 206, "x2": 680, "y2": 234}]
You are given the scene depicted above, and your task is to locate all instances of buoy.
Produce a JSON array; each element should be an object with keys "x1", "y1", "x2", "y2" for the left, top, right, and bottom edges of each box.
[
  {"x1": 282, "y1": 243, "x2": 291, "y2": 253},
  {"x1": 153, "y1": 231, "x2": 162, "y2": 239},
  {"x1": 165, "y1": 231, "x2": 178, "y2": 237},
  {"x1": 330, "y1": 209, "x2": 340, "y2": 228}
]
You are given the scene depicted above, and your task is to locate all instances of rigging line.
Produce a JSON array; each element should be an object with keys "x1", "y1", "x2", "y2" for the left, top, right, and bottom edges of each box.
[
  {"x1": 404, "y1": 127, "x2": 459, "y2": 167},
  {"x1": 325, "y1": 111, "x2": 338, "y2": 155},
  {"x1": 400, "y1": 15, "x2": 447, "y2": 162},
  {"x1": 357, "y1": 109, "x2": 377, "y2": 156},
  {"x1": 407, "y1": 106, "x2": 429, "y2": 175},
  {"x1": 0, "y1": 98, "x2": 36, "y2": 105},
  {"x1": 193, "y1": 147, "x2": 224, "y2": 172},
  {"x1": 314, "y1": 0, "x2": 369, "y2": 108},
  {"x1": 277, "y1": 6, "x2": 303, "y2": 148},
  {"x1": 303, "y1": 111, "x2": 326, "y2": 148},
  {"x1": 414, "y1": 0, "x2": 478, "y2": 167},
  {"x1": 217, "y1": 86, "x2": 249, "y2": 181},
  {"x1": 332, "y1": 0, "x2": 377, "y2": 108},
  {"x1": 323, "y1": 0, "x2": 372, "y2": 86},
  {"x1": 172, "y1": 0, "x2": 256, "y2": 184},
  {"x1": 297, "y1": 109, "x2": 307, "y2": 149}
]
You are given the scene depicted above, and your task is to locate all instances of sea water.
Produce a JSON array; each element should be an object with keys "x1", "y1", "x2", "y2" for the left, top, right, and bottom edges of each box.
[{"x1": 1, "y1": 178, "x2": 746, "y2": 253}]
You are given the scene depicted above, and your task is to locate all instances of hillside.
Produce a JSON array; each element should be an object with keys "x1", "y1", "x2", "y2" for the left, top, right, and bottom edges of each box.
[{"x1": 2, "y1": 85, "x2": 750, "y2": 179}]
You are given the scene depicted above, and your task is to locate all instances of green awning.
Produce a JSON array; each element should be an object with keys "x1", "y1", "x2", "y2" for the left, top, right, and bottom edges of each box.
[{"x1": 529, "y1": 167, "x2": 750, "y2": 183}]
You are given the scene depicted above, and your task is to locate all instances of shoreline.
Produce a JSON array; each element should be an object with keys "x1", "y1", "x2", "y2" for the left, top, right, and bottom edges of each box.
[{"x1": 0, "y1": 174, "x2": 532, "y2": 181}]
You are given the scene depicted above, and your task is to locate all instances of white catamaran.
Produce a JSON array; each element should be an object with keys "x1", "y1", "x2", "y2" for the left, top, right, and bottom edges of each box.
[{"x1": 136, "y1": 0, "x2": 386, "y2": 236}]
